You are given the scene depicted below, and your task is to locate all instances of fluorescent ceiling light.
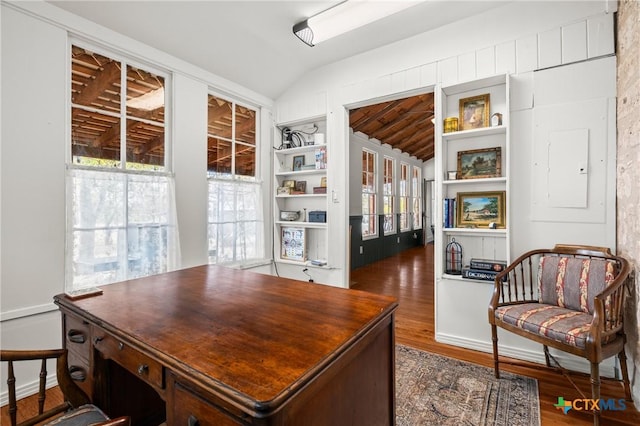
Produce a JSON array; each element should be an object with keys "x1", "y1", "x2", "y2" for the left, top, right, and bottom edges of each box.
[{"x1": 293, "y1": 0, "x2": 426, "y2": 47}]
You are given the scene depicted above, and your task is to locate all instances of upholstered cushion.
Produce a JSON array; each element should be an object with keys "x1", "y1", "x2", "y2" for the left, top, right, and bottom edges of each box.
[
  {"x1": 45, "y1": 404, "x2": 110, "y2": 426},
  {"x1": 537, "y1": 256, "x2": 616, "y2": 314},
  {"x1": 495, "y1": 303, "x2": 593, "y2": 349}
]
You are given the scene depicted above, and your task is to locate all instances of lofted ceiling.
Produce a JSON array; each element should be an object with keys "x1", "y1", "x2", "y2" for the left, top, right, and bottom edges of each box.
[{"x1": 350, "y1": 93, "x2": 435, "y2": 162}]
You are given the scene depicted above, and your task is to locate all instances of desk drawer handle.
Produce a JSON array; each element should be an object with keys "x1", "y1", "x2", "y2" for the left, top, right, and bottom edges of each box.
[
  {"x1": 69, "y1": 365, "x2": 86, "y2": 382},
  {"x1": 187, "y1": 415, "x2": 199, "y2": 426},
  {"x1": 93, "y1": 336, "x2": 104, "y2": 345},
  {"x1": 67, "y1": 330, "x2": 86, "y2": 344},
  {"x1": 137, "y1": 364, "x2": 148, "y2": 376}
]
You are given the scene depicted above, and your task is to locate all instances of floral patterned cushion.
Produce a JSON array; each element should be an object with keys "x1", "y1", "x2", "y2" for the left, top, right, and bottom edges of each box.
[
  {"x1": 495, "y1": 303, "x2": 592, "y2": 349},
  {"x1": 45, "y1": 404, "x2": 110, "y2": 426},
  {"x1": 537, "y1": 256, "x2": 616, "y2": 314}
]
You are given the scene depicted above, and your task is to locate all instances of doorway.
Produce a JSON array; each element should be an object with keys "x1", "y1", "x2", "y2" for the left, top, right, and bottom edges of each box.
[{"x1": 346, "y1": 89, "x2": 437, "y2": 273}]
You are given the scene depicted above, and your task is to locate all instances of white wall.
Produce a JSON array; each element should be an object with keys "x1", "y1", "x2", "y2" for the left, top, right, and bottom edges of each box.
[
  {"x1": 0, "y1": 1, "x2": 273, "y2": 385},
  {"x1": 275, "y1": 0, "x2": 618, "y2": 368}
]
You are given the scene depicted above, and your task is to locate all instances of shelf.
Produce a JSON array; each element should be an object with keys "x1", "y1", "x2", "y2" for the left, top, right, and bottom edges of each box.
[
  {"x1": 444, "y1": 177, "x2": 506, "y2": 185},
  {"x1": 274, "y1": 145, "x2": 326, "y2": 156},
  {"x1": 276, "y1": 258, "x2": 332, "y2": 269},
  {"x1": 276, "y1": 194, "x2": 326, "y2": 199},
  {"x1": 276, "y1": 169, "x2": 327, "y2": 177},
  {"x1": 442, "y1": 125, "x2": 506, "y2": 141},
  {"x1": 442, "y1": 228, "x2": 507, "y2": 235},
  {"x1": 275, "y1": 221, "x2": 327, "y2": 229}
]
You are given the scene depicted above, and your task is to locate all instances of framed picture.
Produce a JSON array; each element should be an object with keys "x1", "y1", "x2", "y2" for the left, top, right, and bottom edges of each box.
[
  {"x1": 457, "y1": 147, "x2": 501, "y2": 179},
  {"x1": 295, "y1": 181, "x2": 307, "y2": 193},
  {"x1": 456, "y1": 191, "x2": 506, "y2": 228},
  {"x1": 320, "y1": 176, "x2": 327, "y2": 187},
  {"x1": 277, "y1": 186, "x2": 291, "y2": 195},
  {"x1": 293, "y1": 155, "x2": 305, "y2": 171},
  {"x1": 281, "y1": 227, "x2": 306, "y2": 261},
  {"x1": 459, "y1": 94, "x2": 490, "y2": 130},
  {"x1": 282, "y1": 180, "x2": 296, "y2": 188}
]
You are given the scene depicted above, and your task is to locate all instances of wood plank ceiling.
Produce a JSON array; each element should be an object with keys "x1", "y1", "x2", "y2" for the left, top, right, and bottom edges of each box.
[{"x1": 349, "y1": 93, "x2": 435, "y2": 163}]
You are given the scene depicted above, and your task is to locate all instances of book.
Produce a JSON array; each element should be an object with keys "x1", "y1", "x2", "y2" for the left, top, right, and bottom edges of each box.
[
  {"x1": 461, "y1": 267, "x2": 506, "y2": 282},
  {"x1": 469, "y1": 258, "x2": 507, "y2": 272}
]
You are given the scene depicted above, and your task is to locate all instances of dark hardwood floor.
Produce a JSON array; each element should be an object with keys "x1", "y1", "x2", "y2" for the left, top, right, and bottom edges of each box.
[
  {"x1": 350, "y1": 244, "x2": 639, "y2": 426},
  {"x1": 3, "y1": 244, "x2": 638, "y2": 425}
]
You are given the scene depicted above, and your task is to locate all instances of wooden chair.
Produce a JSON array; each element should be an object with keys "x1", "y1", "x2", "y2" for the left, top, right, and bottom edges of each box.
[
  {"x1": 488, "y1": 244, "x2": 632, "y2": 425},
  {"x1": 1, "y1": 349, "x2": 130, "y2": 426}
]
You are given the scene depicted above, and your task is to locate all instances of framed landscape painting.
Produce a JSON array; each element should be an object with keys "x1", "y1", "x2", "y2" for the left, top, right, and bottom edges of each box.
[
  {"x1": 457, "y1": 147, "x2": 501, "y2": 179},
  {"x1": 456, "y1": 191, "x2": 506, "y2": 228}
]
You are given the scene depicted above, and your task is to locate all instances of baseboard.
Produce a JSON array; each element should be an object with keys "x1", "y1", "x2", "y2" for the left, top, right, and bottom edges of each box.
[
  {"x1": 0, "y1": 374, "x2": 57, "y2": 407},
  {"x1": 435, "y1": 332, "x2": 617, "y2": 378}
]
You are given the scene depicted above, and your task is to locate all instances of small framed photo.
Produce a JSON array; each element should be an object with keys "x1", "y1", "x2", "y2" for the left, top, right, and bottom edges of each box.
[
  {"x1": 456, "y1": 191, "x2": 506, "y2": 228},
  {"x1": 459, "y1": 94, "x2": 490, "y2": 130},
  {"x1": 293, "y1": 155, "x2": 305, "y2": 171},
  {"x1": 282, "y1": 180, "x2": 296, "y2": 188},
  {"x1": 295, "y1": 181, "x2": 307, "y2": 193},
  {"x1": 457, "y1": 147, "x2": 501, "y2": 179},
  {"x1": 320, "y1": 176, "x2": 327, "y2": 187}
]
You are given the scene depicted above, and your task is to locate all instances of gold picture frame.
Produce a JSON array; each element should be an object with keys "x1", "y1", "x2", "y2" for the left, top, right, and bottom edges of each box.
[
  {"x1": 456, "y1": 191, "x2": 505, "y2": 228},
  {"x1": 457, "y1": 147, "x2": 501, "y2": 179},
  {"x1": 459, "y1": 94, "x2": 490, "y2": 130}
]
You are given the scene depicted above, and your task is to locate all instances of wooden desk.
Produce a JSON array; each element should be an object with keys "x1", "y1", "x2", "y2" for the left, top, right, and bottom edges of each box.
[{"x1": 54, "y1": 265, "x2": 398, "y2": 425}]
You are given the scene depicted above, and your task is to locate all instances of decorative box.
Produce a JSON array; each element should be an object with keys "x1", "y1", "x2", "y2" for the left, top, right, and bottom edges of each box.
[
  {"x1": 313, "y1": 187, "x2": 327, "y2": 194},
  {"x1": 309, "y1": 211, "x2": 327, "y2": 223}
]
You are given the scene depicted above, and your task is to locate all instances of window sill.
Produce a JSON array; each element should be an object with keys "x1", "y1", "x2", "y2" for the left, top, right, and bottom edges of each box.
[{"x1": 219, "y1": 259, "x2": 272, "y2": 270}]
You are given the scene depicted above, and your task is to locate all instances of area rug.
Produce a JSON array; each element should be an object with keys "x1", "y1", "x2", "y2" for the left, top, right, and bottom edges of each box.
[{"x1": 396, "y1": 345, "x2": 540, "y2": 426}]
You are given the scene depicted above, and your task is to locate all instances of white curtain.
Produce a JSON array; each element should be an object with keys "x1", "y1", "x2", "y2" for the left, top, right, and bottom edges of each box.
[
  {"x1": 66, "y1": 168, "x2": 180, "y2": 291},
  {"x1": 208, "y1": 179, "x2": 264, "y2": 264}
]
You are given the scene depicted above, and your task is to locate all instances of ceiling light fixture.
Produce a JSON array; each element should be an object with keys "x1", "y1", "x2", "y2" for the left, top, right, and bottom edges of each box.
[{"x1": 293, "y1": 0, "x2": 425, "y2": 47}]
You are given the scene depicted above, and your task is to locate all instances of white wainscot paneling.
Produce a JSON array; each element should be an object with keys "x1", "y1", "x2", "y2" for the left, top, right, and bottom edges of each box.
[
  {"x1": 438, "y1": 56, "x2": 458, "y2": 86},
  {"x1": 587, "y1": 13, "x2": 615, "y2": 58},
  {"x1": 419, "y1": 62, "x2": 438, "y2": 87},
  {"x1": 516, "y1": 34, "x2": 538, "y2": 73},
  {"x1": 538, "y1": 27, "x2": 562, "y2": 69},
  {"x1": 457, "y1": 52, "x2": 476, "y2": 83},
  {"x1": 476, "y1": 46, "x2": 496, "y2": 78},
  {"x1": 495, "y1": 40, "x2": 516, "y2": 74},
  {"x1": 562, "y1": 20, "x2": 588, "y2": 64}
]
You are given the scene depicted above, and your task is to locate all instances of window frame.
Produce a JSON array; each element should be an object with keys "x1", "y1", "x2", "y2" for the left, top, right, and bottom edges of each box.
[
  {"x1": 362, "y1": 148, "x2": 378, "y2": 240},
  {"x1": 206, "y1": 91, "x2": 264, "y2": 265},
  {"x1": 412, "y1": 166, "x2": 423, "y2": 230},
  {"x1": 66, "y1": 40, "x2": 175, "y2": 292},
  {"x1": 399, "y1": 162, "x2": 410, "y2": 232},
  {"x1": 383, "y1": 156, "x2": 396, "y2": 235}
]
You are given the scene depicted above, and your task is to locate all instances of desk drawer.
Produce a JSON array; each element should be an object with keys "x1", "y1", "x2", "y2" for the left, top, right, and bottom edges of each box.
[
  {"x1": 64, "y1": 314, "x2": 91, "y2": 360},
  {"x1": 67, "y1": 350, "x2": 93, "y2": 398},
  {"x1": 93, "y1": 330, "x2": 164, "y2": 391},
  {"x1": 171, "y1": 381, "x2": 243, "y2": 426}
]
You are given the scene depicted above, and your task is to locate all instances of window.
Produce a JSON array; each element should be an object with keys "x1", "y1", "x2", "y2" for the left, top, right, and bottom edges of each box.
[
  {"x1": 412, "y1": 166, "x2": 422, "y2": 230},
  {"x1": 362, "y1": 149, "x2": 377, "y2": 238},
  {"x1": 399, "y1": 162, "x2": 410, "y2": 231},
  {"x1": 383, "y1": 156, "x2": 395, "y2": 234},
  {"x1": 207, "y1": 94, "x2": 264, "y2": 264},
  {"x1": 67, "y1": 44, "x2": 178, "y2": 291}
]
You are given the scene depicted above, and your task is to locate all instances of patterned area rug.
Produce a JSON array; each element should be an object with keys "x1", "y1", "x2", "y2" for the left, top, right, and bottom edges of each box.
[{"x1": 396, "y1": 345, "x2": 540, "y2": 426}]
